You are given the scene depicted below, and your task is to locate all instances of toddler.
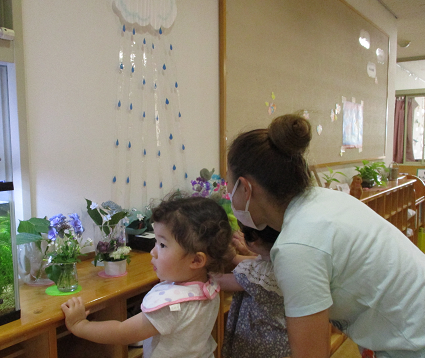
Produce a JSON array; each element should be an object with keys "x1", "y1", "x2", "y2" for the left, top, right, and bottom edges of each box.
[
  {"x1": 61, "y1": 194, "x2": 233, "y2": 358},
  {"x1": 217, "y1": 224, "x2": 291, "y2": 358}
]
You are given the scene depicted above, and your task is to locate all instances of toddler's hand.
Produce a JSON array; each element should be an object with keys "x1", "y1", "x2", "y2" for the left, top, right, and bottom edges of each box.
[{"x1": 61, "y1": 297, "x2": 90, "y2": 333}]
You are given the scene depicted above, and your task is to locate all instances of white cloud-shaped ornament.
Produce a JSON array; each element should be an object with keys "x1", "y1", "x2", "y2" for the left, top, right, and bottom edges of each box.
[{"x1": 114, "y1": 0, "x2": 177, "y2": 29}]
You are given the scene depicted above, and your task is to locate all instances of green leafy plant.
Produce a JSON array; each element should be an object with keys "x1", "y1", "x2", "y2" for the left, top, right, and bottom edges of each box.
[
  {"x1": 355, "y1": 160, "x2": 388, "y2": 187},
  {"x1": 321, "y1": 167, "x2": 347, "y2": 187},
  {"x1": 16, "y1": 217, "x2": 50, "y2": 246},
  {"x1": 86, "y1": 199, "x2": 129, "y2": 235}
]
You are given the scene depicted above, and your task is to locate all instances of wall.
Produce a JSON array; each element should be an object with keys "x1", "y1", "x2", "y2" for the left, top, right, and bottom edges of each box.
[
  {"x1": 345, "y1": 0, "x2": 397, "y2": 167},
  {"x1": 20, "y1": 0, "x2": 219, "y2": 235},
  {"x1": 17, "y1": 0, "x2": 396, "y2": 234}
]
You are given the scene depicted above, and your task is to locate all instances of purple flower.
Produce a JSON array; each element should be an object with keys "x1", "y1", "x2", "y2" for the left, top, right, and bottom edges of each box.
[
  {"x1": 97, "y1": 241, "x2": 110, "y2": 253},
  {"x1": 49, "y1": 214, "x2": 66, "y2": 227},
  {"x1": 48, "y1": 227, "x2": 58, "y2": 241},
  {"x1": 69, "y1": 213, "x2": 84, "y2": 235}
]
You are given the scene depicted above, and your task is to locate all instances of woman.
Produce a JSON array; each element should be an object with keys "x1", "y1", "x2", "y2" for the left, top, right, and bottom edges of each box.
[{"x1": 226, "y1": 114, "x2": 425, "y2": 358}]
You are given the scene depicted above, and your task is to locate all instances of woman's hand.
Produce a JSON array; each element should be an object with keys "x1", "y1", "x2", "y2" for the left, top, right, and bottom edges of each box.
[{"x1": 61, "y1": 297, "x2": 90, "y2": 334}]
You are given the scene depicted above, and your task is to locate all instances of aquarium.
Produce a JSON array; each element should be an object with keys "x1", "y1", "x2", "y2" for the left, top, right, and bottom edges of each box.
[{"x1": 0, "y1": 196, "x2": 20, "y2": 326}]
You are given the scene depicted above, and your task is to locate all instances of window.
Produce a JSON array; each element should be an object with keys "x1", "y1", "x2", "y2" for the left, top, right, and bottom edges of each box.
[{"x1": 394, "y1": 93, "x2": 425, "y2": 164}]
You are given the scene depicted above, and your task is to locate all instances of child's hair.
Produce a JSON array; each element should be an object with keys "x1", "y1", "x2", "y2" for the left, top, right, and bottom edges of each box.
[
  {"x1": 239, "y1": 222, "x2": 280, "y2": 249},
  {"x1": 151, "y1": 192, "x2": 233, "y2": 274}
]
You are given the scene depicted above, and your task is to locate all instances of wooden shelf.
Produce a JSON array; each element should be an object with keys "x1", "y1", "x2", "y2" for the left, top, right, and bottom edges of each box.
[
  {"x1": 361, "y1": 178, "x2": 417, "y2": 244},
  {"x1": 0, "y1": 251, "x2": 158, "y2": 358}
]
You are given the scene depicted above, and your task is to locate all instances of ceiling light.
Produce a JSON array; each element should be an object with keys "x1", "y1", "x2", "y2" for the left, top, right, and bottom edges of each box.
[{"x1": 398, "y1": 40, "x2": 411, "y2": 48}]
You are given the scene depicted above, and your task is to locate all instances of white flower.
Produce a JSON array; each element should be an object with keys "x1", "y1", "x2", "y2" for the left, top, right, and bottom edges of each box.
[
  {"x1": 137, "y1": 214, "x2": 144, "y2": 221},
  {"x1": 86, "y1": 238, "x2": 93, "y2": 245},
  {"x1": 90, "y1": 202, "x2": 98, "y2": 210},
  {"x1": 103, "y1": 214, "x2": 111, "y2": 222},
  {"x1": 123, "y1": 217, "x2": 129, "y2": 224}
]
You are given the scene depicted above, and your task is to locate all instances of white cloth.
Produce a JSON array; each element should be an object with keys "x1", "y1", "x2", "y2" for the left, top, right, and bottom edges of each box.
[
  {"x1": 142, "y1": 281, "x2": 219, "y2": 358},
  {"x1": 233, "y1": 256, "x2": 282, "y2": 296},
  {"x1": 271, "y1": 186, "x2": 425, "y2": 352}
]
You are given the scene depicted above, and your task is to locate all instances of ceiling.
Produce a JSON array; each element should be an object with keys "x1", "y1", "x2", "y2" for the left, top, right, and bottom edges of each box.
[
  {"x1": 378, "y1": 0, "x2": 425, "y2": 85},
  {"x1": 378, "y1": 0, "x2": 425, "y2": 60}
]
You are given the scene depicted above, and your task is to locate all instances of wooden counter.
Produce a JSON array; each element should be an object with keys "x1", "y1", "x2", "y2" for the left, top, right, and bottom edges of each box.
[
  {"x1": 0, "y1": 251, "x2": 159, "y2": 358},
  {"x1": 360, "y1": 178, "x2": 417, "y2": 243}
]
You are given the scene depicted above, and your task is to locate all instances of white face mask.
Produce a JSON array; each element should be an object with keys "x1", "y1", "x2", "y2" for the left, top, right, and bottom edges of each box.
[{"x1": 229, "y1": 178, "x2": 267, "y2": 230}]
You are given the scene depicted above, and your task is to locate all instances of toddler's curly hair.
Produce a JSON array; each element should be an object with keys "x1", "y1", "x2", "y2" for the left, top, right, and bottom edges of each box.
[{"x1": 151, "y1": 192, "x2": 233, "y2": 274}]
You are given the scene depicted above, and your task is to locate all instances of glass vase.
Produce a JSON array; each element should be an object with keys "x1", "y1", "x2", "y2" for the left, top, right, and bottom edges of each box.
[
  {"x1": 56, "y1": 262, "x2": 78, "y2": 292},
  {"x1": 17, "y1": 242, "x2": 53, "y2": 286}
]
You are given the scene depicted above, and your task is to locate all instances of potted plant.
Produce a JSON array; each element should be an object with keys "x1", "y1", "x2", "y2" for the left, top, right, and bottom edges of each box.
[
  {"x1": 355, "y1": 160, "x2": 388, "y2": 188},
  {"x1": 86, "y1": 200, "x2": 132, "y2": 275},
  {"x1": 321, "y1": 167, "x2": 347, "y2": 188}
]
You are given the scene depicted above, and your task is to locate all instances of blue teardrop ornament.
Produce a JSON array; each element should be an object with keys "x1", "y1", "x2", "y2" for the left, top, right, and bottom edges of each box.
[
  {"x1": 173, "y1": 165, "x2": 176, "y2": 171},
  {"x1": 130, "y1": 103, "x2": 133, "y2": 110},
  {"x1": 127, "y1": 177, "x2": 130, "y2": 184},
  {"x1": 143, "y1": 38, "x2": 146, "y2": 45},
  {"x1": 182, "y1": 144, "x2": 185, "y2": 150},
  {"x1": 113, "y1": 176, "x2": 117, "y2": 183},
  {"x1": 128, "y1": 141, "x2": 131, "y2": 148},
  {"x1": 122, "y1": 24, "x2": 126, "y2": 32},
  {"x1": 175, "y1": 82, "x2": 178, "y2": 88},
  {"x1": 170, "y1": 44, "x2": 173, "y2": 50},
  {"x1": 118, "y1": 100, "x2": 121, "y2": 107},
  {"x1": 160, "y1": 182, "x2": 163, "y2": 188},
  {"x1": 165, "y1": 98, "x2": 169, "y2": 105},
  {"x1": 158, "y1": 150, "x2": 161, "y2": 156},
  {"x1": 163, "y1": 64, "x2": 166, "y2": 70},
  {"x1": 178, "y1": 112, "x2": 181, "y2": 117},
  {"x1": 120, "y1": 63, "x2": 124, "y2": 70},
  {"x1": 143, "y1": 149, "x2": 146, "y2": 156},
  {"x1": 169, "y1": 133, "x2": 173, "y2": 140},
  {"x1": 144, "y1": 181, "x2": 146, "y2": 187},
  {"x1": 143, "y1": 111, "x2": 146, "y2": 118},
  {"x1": 159, "y1": 28, "x2": 162, "y2": 35},
  {"x1": 185, "y1": 173, "x2": 188, "y2": 179},
  {"x1": 133, "y1": 28, "x2": 135, "y2": 35},
  {"x1": 116, "y1": 139, "x2": 119, "y2": 146},
  {"x1": 152, "y1": 43, "x2": 155, "y2": 49}
]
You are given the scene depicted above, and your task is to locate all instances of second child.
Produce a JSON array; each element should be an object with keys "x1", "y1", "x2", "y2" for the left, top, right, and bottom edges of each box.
[{"x1": 217, "y1": 224, "x2": 291, "y2": 358}]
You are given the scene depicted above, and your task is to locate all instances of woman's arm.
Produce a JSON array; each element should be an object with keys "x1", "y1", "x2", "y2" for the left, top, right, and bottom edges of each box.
[
  {"x1": 215, "y1": 273, "x2": 244, "y2": 292},
  {"x1": 286, "y1": 309, "x2": 330, "y2": 358},
  {"x1": 61, "y1": 297, "x2": 159, "y2": 345}
]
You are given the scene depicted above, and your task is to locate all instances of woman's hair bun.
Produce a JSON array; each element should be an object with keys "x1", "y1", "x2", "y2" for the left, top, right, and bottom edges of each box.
[{"x1": 268, "y1": 114, "x2": 312, "y2": 155}]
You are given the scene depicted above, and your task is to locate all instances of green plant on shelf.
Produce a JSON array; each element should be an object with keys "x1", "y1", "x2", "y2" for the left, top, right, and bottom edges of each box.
[
  {"x1": 355, "y1": 160, "x2": 388, "y2": 187},
  {"x1": 321, "y1": 167, "x2": 347, "y2": 188}
]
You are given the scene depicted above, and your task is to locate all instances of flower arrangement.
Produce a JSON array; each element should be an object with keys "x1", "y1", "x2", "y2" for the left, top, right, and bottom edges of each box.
[
  {"x1": 16, "y1": 214, "x2": 92, "y2": 285},
  {"x1": 45, "y1": 213, "x2": 91, "y2": 286},
  {"x1": 45, "y1": 213, "x2": 91, "y2": 263},
  {"x1": 190, "y1": 168, "x2": 239, "y2": 232},
  {"x1": 190, "y1": 168, "x2": 229, "y2": 200},
  {"x1": 85, "y1": 199, "x2": 132, "y2": 266}
]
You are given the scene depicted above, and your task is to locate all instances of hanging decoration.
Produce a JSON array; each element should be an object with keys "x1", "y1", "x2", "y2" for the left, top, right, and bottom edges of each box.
[{"x1": 111, "y1": 1, "x2": 187, "y2": 210}]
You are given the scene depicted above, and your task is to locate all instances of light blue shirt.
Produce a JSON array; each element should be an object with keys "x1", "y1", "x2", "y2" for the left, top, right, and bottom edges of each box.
[{"x1": 271, "y1": 187, "x2": 425, "y2": 352}]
